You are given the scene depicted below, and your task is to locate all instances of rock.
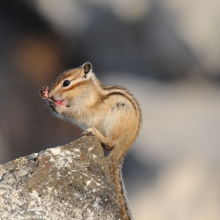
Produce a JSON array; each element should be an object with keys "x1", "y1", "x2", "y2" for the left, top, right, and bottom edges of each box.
[{"x1": 0, "y1": 136, "x2": 121, "y2": 220}]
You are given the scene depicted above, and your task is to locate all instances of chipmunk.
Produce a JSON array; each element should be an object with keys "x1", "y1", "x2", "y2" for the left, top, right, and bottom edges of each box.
[{"x1": 40, "y1": 62, "x2": 142, "y2": 220}]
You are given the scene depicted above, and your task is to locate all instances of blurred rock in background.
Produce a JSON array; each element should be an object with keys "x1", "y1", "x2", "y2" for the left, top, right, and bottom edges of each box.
[{"x1": 0, "y1": 0, "x2": 220, "y2": 219}]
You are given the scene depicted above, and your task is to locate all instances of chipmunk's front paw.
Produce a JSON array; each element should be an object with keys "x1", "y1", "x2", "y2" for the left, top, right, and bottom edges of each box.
[
  {"x1": 40, "y1": 86, "x2": 49, "y2": 99},
  {"x1": 82, "y1": 127, "x2": 98, "y2": 136}
]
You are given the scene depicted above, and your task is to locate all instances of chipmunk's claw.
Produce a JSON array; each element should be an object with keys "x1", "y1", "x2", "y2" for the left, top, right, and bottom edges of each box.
[{"x1": 82, "y1": 127, "x2": 97, "y2": 136}]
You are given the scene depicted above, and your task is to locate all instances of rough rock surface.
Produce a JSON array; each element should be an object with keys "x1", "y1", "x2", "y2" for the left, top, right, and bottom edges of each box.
[{"x1": 0, "y1": 136, "x2": 121, "y2": 220}]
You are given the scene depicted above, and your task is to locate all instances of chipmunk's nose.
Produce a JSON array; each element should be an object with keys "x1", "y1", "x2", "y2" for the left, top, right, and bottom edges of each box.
[{"x1": 49, "y1": 93, "x2": 63, "y2": 102}]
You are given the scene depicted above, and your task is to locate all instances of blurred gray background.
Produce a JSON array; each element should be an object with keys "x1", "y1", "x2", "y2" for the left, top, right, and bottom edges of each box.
[{"x1": 0, "y1": 0, "x2": 220, "y2": 219}]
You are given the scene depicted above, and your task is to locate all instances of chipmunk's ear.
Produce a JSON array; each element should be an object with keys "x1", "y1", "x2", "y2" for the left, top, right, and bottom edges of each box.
[{"x1": 82, "y1": 62, "x2": 92, "y2": 74}]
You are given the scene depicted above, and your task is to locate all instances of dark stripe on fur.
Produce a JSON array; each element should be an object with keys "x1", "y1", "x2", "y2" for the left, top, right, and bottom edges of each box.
[
  {"x1": 104, "y1": 85, "x2": 127, "y2": 91},
  {"x1": 102, "y1": 91, "x2": 138, "y2": 116},
  {"x1": 50, "y1": 68, "x2": 80, "y2": 91},
  {"x1": 103, "y1": 86, "x2": 142, "y2": 131},
  {"x1": 62, "y1": 80, "x2": 88, "y2": 92}
]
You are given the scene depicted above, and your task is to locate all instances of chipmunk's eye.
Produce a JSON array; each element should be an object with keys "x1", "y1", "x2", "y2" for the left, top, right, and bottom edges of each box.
[{"x1": 63, "y1": 80, "x2": 70, "y2": 87}]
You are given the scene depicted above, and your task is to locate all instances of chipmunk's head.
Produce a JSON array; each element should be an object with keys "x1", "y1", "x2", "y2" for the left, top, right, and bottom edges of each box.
[{"x1": 40, "y1": 62, "x2": 97, "y2": 114}]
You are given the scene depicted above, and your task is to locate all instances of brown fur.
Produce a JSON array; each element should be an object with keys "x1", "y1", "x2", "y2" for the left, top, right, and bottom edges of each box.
[
  {"x1": 40, "y1": 63, "x2": 142, "y2": 220},
  {"x1": 102, "y1": 92, "x2": 139, "y2": 117}
]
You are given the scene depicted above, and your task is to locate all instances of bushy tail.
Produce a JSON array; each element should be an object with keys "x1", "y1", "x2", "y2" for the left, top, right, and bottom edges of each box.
[{"x1": 107, "y1": 155, "x2": 133, "y2": 220}]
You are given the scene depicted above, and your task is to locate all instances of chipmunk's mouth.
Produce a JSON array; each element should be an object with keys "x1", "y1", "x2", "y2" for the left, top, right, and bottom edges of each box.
[
  {"x1": 40, "y1": 86, "x2": 69, "y2": 109},
  {"x1": 51, "y1": 96, "x2": 69, "y2": 107},
  {"x1": 55, "y1": 100, "x2": 65, "y2": 106}
]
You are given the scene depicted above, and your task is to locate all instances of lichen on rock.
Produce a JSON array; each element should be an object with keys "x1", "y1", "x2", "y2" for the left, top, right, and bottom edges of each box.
[{"x1": 0, "y1": 136, "x2": 121, "y2": 220}]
